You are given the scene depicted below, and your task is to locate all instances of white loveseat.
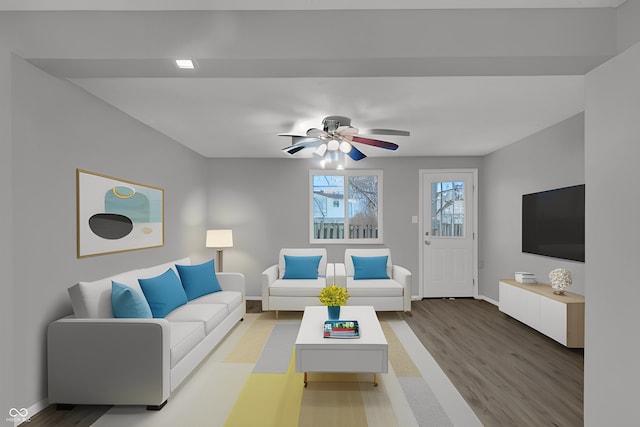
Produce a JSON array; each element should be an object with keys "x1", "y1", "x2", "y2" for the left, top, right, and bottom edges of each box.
[
  {"x1": 47, "y1": 257, "x2": 245, "y2": 410},
  {"x1": 261, "y1": 248, "x2": 334, "y2": 316},
  {"x1": 335, "y1": 248, "x2": 412, "y2": 312}
]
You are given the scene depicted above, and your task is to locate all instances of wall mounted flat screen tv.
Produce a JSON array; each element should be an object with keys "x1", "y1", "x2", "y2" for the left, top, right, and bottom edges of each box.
[{"x1": 522, "y1": 184, "x2": 585, "y2": 262}]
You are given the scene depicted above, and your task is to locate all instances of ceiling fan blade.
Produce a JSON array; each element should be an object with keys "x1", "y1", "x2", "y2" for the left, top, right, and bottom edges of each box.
[
  {"x1": 347, "y1": 145, "x2": 367, "y2": 161},
  {"x1": 336, "y1": 126, "x2": 359, "y2": 136},
  {"x1": 307, "y1": 128, "x2": 328, "y2": 139},
  {"x1": 282, "y1": 145, "x2": 306, "y2": 155},
  {"x1": 281, "y1": 137, "x2": 322, "y2": 155},
  {"x1": 359, "y1": 128, "x2": 410, "y2": 137},
  {"x1": 277, "y1": 132, "x2": 307, "y2": 137},
  {"x1": 351, "y1": 135, "x2": 399, "y2": 151}
]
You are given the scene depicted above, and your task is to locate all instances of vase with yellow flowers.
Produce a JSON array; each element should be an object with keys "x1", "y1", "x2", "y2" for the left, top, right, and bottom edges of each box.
[{"x1": 318, "y1": 285, "x2": 350, "y2": 320}]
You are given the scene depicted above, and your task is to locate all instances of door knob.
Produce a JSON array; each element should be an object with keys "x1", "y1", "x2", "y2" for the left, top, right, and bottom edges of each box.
[{"x1": 424, "y1": 240, "x2": 431, "y2": 245}]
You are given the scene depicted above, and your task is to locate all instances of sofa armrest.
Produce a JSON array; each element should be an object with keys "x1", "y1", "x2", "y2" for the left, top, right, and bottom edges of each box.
[
  {"x1": 217, "y1": 272, "x2": 246, "y2": 299},
  {"x1": 392, "y1": 265, "x2": 413, "y2": 312},
  {"x1": 334, "y1": 263, "x2": 347, "y2": 288},
  {"x1": 261, "y1": 264, "x2": 279, "y2": 311},
  {"x1": 48, "y1": 316, "x2": 171, "y2": 406}
]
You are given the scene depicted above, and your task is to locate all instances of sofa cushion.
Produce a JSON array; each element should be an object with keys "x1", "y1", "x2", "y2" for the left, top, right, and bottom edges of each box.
[
  {"x1": 352, "y1": 255, "x2": 390, "y2": 280},
  {"x1": 346, "y1": 278, "x2": 404, "y2": 297},
  {"x1": 169, "y1": 321, "x2": 206, "y2": 368},
  {"x1": 345, "y1": 248, "x2": 392, "y2": 278},
  {"x1": 176, "y1": 259, "x2": 222, "y2": 300},
  {"x1": 165, "y1": 303, "x2": 228, "y2": 335},
  {"x1": 278, "y1": 248, "x2": 327, "y2": 279},
  {"x1": 111, "y1": 281, "x2": 152, "y2": 318},
  {"x1": 283, "y1": 255, "x2": 322, "y2": 279},
  {"x1": 139, "y1": 269, "x2": 188, "y2": 318},
  {"x1": 189, "y1": 291, "x2": 243, "y2": 312},
  {"x1": 69, "y1": 269, "x2": 145, "y2": 318},
  {"x1": 268, "y1": 279, "x2": 327, "y2": 297}
]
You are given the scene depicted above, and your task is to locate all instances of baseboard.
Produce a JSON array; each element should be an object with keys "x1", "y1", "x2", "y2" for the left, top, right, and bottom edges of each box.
[
  {"x1": 12, "y1": 397, "x2": 48, "y2": 426},
  {"x1": 245, "y1": 296, "x2": 261, "y2": 301},
  {"x1": 477, "y1": 295, "x2": 498, "y2": 306}
]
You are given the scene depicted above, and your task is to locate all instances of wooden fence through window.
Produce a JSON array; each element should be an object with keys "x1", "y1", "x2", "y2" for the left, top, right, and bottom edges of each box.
[{"x1": 314, "y1": 223, "x2": 378, "y2": 239}]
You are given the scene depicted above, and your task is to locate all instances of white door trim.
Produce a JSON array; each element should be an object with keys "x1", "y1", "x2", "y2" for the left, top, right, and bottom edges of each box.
[{"x1": 418, "y1": 169, "x2": 479, "y2": 299}]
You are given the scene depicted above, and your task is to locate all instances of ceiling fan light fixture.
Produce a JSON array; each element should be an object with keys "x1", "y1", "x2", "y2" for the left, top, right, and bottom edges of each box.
[
  {"x1": 279, "y1": 115, "x2": 409, "y2": 162},
  {"x1": 314, "y1": 144, "x2": 328, "y2": 157},
  {"x1": 339, "y1": 140, "x2": 352, "y2": 153}
]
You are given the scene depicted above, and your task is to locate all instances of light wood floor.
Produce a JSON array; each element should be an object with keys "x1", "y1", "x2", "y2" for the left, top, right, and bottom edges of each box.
[{"x1": 25, "y1": 299, "x2": 583, "y2": 426}]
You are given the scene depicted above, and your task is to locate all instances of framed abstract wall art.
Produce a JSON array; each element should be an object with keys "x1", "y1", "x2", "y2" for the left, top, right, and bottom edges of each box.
[{"x1": 77, "y1": 169, "x2": 164, "y2": 258}]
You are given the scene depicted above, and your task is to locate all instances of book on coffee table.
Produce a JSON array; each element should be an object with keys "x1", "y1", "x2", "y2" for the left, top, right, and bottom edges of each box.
[{"x1": 323, "y1": 320, "x2": 360, "y2": 339}]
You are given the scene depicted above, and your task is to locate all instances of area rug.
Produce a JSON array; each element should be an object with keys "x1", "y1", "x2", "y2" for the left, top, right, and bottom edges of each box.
[{"x1": 92, "y1": 311, "x2": 480, "y2": 427}]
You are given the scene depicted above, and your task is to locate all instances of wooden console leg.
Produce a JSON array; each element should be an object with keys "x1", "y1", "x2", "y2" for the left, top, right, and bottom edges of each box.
[
  {"x1": 275, "y1": 310, "x2": 279, "y2": 319},
  {"x1": 304, "y1": 372, "x2": 308, "y2": 388},
  {"x1": 373, "y1": 373, "x2": 378, "y2": 386}
]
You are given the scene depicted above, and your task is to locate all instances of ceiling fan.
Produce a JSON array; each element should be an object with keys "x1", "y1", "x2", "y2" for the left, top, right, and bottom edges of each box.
[{"x1": 279, "y1": 116, "x2": 410, "y2": 161}]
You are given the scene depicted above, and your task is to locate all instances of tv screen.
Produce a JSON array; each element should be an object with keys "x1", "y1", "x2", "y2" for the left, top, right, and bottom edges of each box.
[{"x1": 522, "y1": 184, "x2": 585, "y2": 262}]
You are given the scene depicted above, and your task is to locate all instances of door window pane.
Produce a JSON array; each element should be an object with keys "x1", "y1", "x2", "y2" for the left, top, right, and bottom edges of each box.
[{"x1": 431, "y1": 181, "x2": 464, "y2": 237}]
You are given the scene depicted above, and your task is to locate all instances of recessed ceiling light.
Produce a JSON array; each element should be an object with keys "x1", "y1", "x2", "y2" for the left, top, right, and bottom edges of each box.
[{"x1": 176, "y1": 59, "x2": 195, "y2": 69}]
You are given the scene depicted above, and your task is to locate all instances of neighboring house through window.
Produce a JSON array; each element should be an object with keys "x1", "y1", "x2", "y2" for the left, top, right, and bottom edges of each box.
[{"x1": 310, "y1": 170, "x2": 383, "y2": 244}]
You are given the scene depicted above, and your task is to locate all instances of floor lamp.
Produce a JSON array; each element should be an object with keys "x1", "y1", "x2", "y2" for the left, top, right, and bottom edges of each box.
[{"x1": 206, "y1": 229, "x2": 233, "y2": 272}]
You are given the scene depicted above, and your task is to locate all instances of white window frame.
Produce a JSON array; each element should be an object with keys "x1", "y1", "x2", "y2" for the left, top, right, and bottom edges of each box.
[{"x1": 309, "y1": 169, "x2": 383, "y2": 244}]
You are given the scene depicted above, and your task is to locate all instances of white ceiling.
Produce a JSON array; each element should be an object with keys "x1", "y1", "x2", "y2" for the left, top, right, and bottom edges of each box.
[
  {"x1": 15, "y1": 1, "x2": 619, "y2": 159},
  {"x1": 71, "y1": 76, "x2": 584, "y2": 158}
]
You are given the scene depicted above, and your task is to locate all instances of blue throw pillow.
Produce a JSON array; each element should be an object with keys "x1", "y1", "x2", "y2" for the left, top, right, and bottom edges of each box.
[
  {"x1": 111, "y1": 281, "x2": 152, "y2": 318},
  {"x1": 283, "y1": 255, "x2": 322, "y2": 279},
  {"x1": 138, "y1": 268, "x2": 188, "y2": 318},
  {"x1": 352, "y1": 255, "x2": 390, "y2": 280},
  {"x1": 176, "y1": 259, "x2": 222, "y2": 300}
]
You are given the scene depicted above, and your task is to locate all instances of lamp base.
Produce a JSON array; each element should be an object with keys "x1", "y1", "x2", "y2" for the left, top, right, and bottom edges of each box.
[{"x1": 216, "y1": 249, "x2": 223, "y2": 272}]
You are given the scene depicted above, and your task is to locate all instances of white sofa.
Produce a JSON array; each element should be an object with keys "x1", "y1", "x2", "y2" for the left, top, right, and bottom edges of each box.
[
  {"x1": 261, "y1": 248, "x2": 334, "y2": 316},
  {"x1": 335, "y1": 248, "x2": 412, "y2": 312},
  {"x1": 47, "y1": 257, "x2": 245, "y2": 410}
]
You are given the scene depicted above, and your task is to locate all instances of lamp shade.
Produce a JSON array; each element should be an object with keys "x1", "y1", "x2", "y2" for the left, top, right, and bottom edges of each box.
[{"x1": 206, "y1": 229, "x2": 233, "y2": 248}]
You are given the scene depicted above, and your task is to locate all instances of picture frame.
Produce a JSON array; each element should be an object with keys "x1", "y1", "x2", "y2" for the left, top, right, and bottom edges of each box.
[{"x1": 77, "y1": 169, "x2": 164, "y2": 258}]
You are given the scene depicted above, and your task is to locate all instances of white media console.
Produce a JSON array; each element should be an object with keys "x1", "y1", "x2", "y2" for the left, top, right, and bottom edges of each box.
[{"x1": 499, "y1": 279, "x2": 584, "y2": 348}]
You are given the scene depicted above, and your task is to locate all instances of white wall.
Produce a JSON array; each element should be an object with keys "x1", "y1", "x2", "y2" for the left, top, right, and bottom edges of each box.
[
  {"x1": 480, "y1": 113, "x2": 586, "y2": 301},
  {"x1": 584, "y1": 39, "x2": 640, "y2": 426},
  {"x1": 617, "y1": 0, "x2": 640, "y2": 53},
  {"x1": 10, "y1": 55, "x2": 209, "y2": 411},
  {"x1": 0, "y1": 46, "x2": 15, "y2": 421}
]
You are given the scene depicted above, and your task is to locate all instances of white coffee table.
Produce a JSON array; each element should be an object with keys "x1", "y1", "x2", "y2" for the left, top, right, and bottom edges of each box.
[{"x1": 295, "y1": 305, "x2": 388, "y2": 386}]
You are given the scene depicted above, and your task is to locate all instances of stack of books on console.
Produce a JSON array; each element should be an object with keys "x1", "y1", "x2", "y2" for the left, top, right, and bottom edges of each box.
[
  {"x1": 515, "y1": 272, "x2": 537, "y2": 284},
  {"x1": 323, "y1": 320, "x2": 360, "y2": 339}
]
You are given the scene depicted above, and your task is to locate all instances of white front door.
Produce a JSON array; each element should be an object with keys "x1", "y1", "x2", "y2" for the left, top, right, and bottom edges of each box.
[{"x1": 420, "y1": 170, "x2": 477, "y2": 298}]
